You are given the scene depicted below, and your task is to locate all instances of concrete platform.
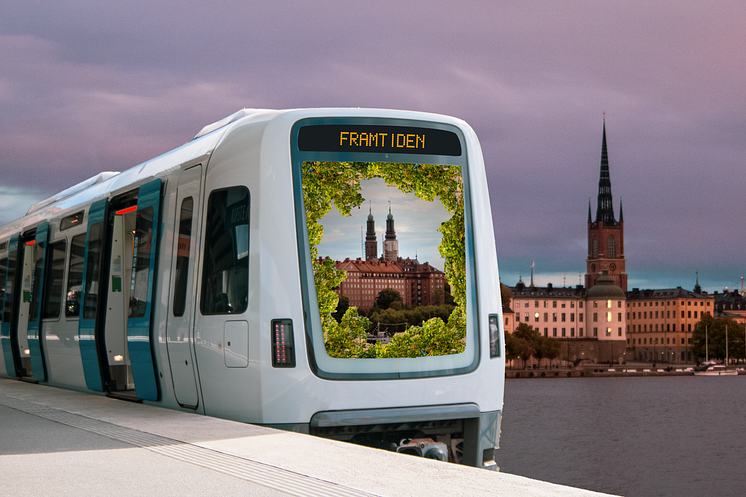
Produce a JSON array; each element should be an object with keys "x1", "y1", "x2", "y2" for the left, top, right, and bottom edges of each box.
[{"x1": 0, "y1": 378, "x2": 616, "y2": 496}]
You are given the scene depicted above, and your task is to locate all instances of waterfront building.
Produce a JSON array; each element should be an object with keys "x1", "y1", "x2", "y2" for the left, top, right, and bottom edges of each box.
[
  {"x1": 712, "y1": 289, "x2": 746, "y2": 326},
  {"x1": 509, "y1": 272, "x2": 627, "y2": 364},
  {"x1": 625, "y1": 286, "x2": 713, "y2": 363}
]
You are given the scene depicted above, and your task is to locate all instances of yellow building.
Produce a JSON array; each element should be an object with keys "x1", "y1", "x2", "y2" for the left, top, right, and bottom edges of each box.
[{"x1": 626, "y1": 287, "x2": 713, "y2": 364}]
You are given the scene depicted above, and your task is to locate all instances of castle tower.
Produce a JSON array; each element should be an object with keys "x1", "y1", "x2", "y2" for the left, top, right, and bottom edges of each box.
[
  {"x1": 365, "y1": 208, "x2": 378, "y2": 261},
  {"x1": 586, "y1": 119, "x2": 627, "y2": 291},
  {"x1": 383, "y1": 205, "x2": 399, "y2": 262}
]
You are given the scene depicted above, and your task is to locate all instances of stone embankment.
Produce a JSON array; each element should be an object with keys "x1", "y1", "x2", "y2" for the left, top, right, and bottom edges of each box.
[{"x1": 507, "y1": 367, "x2": 746, "y2": 378}]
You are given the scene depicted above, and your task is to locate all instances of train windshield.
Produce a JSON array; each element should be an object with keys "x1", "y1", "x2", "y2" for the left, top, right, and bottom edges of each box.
[{"x1": 292, "y1": 119, "x2": 478, "y2": 379}]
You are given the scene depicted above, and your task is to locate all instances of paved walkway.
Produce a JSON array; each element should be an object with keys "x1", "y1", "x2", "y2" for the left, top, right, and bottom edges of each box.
[{"x1": 0, "y1": 378, "x2": 616, "y2": 496}]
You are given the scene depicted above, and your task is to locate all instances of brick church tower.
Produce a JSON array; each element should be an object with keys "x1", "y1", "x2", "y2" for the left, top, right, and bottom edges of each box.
[{"x1": 586, "y1": 119, "x2": 627, "y2": 291}]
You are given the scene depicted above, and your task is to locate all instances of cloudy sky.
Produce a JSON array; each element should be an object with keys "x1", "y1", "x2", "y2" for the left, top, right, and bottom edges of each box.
[{"x1": 1, "y1": 1, "x2": 744, "y2": 293}]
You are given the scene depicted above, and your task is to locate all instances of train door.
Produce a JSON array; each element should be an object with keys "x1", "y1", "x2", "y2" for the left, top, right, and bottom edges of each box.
[
  {"x1": 78, "y1": 179, "x2": 163, "y2": 400},
  {"x1": 0, "y1": 226, "x2": 49, "y2": 382},
  {"x1": 166, "y1": 165, "x2": 202, "y2": 408},
  {"x1": 1, "y1": 235, "x2": 23, "y2": 378}
]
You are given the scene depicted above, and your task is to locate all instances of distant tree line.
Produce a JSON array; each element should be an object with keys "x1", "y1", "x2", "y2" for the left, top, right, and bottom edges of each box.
[{"x1": 505, "y1": 322, "x2": 562, "y2": 369}]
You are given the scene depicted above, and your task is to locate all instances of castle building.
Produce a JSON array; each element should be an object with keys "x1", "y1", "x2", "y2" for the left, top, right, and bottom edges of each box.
[
  {"x1": 587, "y1": 120, "x2": 628, "y2": 291},
  {"x1": 333, "y1": 208, "x2": 445, "y2": 311}
]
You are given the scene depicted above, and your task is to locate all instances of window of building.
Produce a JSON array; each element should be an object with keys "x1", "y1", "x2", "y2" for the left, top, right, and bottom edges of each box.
[
  {"x1": 618, "y1": 313, "x2": 622, "y2": 321},
  {"x1": 579, "y1": 314, "x2": 583, "y2": 322},
  {"x1": 579, "y1": 328, "x2": 584, "y2": 337},
  {"x1": 544, "y1": 312, "x2": 548, "y2": 322},
  {"x1": 553, "y1": 313, "x2": 557, "y2": 322},
  {"x1": 593, "y1": 327, "x2": 598, "y2": 337},
  {"x1": 579, "y1": 302, "x2": 583, "y2": 309},
  {"x1": 593, "y1": 312, "x2": 598, "y2": 322},
  {"x1": 534, "y1": 313, "x2": 540, "y2": 322},
  {"x1": 561, "y1": 328, "x2": 566, "y2": 337},
  {"x1": 561, "y1": 313, "x2": 566, "y2": 322},
  {"x1": 570, "y1": 313, "x2": 575, "y2": 322},
  {"x1": 618, "y1": 328, "x2": 622, "y2": 337},
  {"x1": 553, "y1": 301, "x2": 557, "y2": 308},
  {"x1": 553, "y1": 328, "x2": 557, "y2": 337}
]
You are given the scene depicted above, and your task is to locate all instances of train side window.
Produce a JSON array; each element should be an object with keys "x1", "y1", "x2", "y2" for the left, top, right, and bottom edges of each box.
[
  {"x1": 66, "y1": 234, "x2": 86, "y2": 318},
  {"x1": 172, "y1": 197, "x2": 193, "y2": 317},
  {"x1": 200, "y1": 187, "x2": 249, "y2": 315},
  {"x1": 29, "y1": 239, "x2": 47, "y2": 323},
  {"x1": 129, "y1": 207, "x2": 154, "y2": 318},
  {"x1": 42, "y1": 240, "x2": 66, "y2": 319}
]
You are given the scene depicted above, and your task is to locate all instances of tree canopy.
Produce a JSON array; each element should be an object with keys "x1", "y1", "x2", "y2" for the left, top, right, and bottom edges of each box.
[
  {"x1": 691, "y1": 314, "x2": 745, "y2": 361},
  {"x1": 505, "y1": 322, "x2": 561, "y2": 369}
]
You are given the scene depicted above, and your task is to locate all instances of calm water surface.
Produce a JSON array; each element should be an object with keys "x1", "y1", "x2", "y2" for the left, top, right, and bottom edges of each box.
[{"x1": 495, "y1": 376, "x2": 746, "y2": 497}]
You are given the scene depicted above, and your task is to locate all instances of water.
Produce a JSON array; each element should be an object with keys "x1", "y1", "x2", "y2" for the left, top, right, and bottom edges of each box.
[{"x1": 495, "y1": 376, "x2": 746, "y2": 497}]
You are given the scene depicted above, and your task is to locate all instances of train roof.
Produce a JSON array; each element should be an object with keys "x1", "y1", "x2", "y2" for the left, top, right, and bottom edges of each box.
[{"x1": 0, "y1": 107, "x2": 471, "y2": 238}]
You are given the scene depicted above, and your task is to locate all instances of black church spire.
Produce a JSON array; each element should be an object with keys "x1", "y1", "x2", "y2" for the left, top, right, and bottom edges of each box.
[{"x1": 596, "y1": 119, "x2": 616, "y2": 226}]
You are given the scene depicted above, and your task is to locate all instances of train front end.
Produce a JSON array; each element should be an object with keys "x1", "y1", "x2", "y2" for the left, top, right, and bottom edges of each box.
[
  {"x1": 199, "y1": 109, "x2": 505, "y2": 469},
  {"x1": 286, "y1": 111, "x2": 504, "y2": 468}
]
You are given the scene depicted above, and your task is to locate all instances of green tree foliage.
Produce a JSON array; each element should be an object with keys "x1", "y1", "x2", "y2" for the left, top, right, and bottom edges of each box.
[
  {"x1": 506, "y1": 322, "x2": 561, "y2": 369},
  {"x1": 374, "y1": 288, "x2": 403, "y2": 310},
  {"x1": 692, "y1": 314, "x2": 746, "y2": 361},
  {"x1": 302, "y1": 161, "x2": 465, "y2": 359}
]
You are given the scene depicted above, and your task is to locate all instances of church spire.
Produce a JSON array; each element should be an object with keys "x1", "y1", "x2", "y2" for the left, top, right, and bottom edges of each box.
[
  {"x1": 596, "y1": 118, "x2": 616, "y2": 226},
  {"x1": 365, "y1": 205, "x2": 377, "y2": 260}
]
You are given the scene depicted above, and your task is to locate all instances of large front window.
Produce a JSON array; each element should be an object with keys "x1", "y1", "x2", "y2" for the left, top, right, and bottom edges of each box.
[{"x1": 293, "y1": 119, "x2": 476, "y2": 379}]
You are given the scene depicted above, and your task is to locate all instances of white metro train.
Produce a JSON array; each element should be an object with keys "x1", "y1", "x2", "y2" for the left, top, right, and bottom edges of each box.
[{"x1": 0, "y1": 108, "x2": 505, "y2": 468}]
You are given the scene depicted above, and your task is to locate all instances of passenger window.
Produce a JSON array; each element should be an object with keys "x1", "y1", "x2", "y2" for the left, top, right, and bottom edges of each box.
[
  {"x1": 66, "y1": 234, "x2": 86, "y2": 317},
  {"x1": 200, "y1": 187, "x2": 249, "y2": 315},
  {"x1": 29, "y1": 240, "x2": 46, "y2": 322},
  {"x1": 129, "y1": 207, "x2": 154, "y2": 318},
  {"x1": 42, "y1": 240, "x2": 66, "y2": 319},
  {"x1": 173, "y1": 197, "x2": 193, "y2": 317}
]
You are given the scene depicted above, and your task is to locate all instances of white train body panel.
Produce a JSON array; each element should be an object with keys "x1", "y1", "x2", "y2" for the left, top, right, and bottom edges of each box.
[{"x1": 0, "y1": 108, "x2": 505, "y2": 468}]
